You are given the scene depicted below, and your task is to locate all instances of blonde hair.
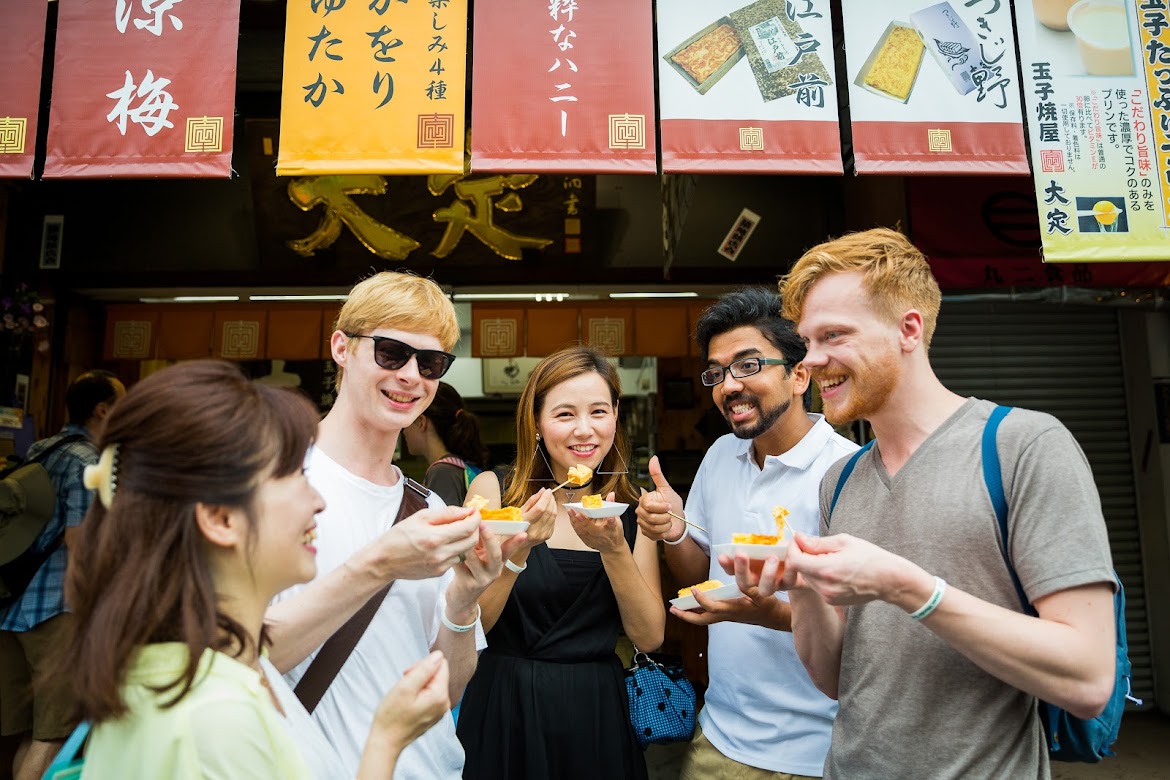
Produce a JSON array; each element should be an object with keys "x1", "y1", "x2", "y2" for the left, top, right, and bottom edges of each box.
[
  {"x1": 779, "y1": 228, "x2": 942, "y2": 348},
  {"x1": 333, "y1": 272, "x2": 459, "y2": 387},
  {"x1": 502, "y1": 347, "x2": 636, "y2": 508}
]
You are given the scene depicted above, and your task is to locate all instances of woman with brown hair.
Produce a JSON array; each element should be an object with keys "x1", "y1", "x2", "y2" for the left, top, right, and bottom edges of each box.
[
  {"x1": 44, "y1": 360, "x2": 450, "y2": 779},
  {"x1": 455, "y1": 346, "x2": 663, "y2": 780},
  {"x1": 402, "y1": 381, "x2": 492, "y2": 507}
]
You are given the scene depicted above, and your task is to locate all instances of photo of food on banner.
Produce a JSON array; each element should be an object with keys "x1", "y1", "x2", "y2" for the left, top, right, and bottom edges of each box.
[
  {"x1": 662, "y1": 0, "x2": 833, "y2": 104},
  {"x1": 1028, "y1": 0, "x2": 1135, "y2": 78}
]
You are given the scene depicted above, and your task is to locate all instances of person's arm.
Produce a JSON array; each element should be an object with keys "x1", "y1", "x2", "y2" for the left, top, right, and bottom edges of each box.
[
  {"x1": 573, "y1": 497, "x2": 665, "y2": 651},
  {"x1": 358, "y1": 652, "x2": 451, "y2": 780},
  {"x1": 634, "y1": 455, "x2": 710, "y2": 586},
  {"x1": 432, "y1": 520, "x2": 519, "y2": 703},
  {"x1": 780, "y1": 532, "x2": 1115, "y2": 717},
  {"x1": 266, "y1": 506, "x2": 483, "y2": 673},
  {"x1": 469, "y1": 470, "x2": 557, "y2": 633}
]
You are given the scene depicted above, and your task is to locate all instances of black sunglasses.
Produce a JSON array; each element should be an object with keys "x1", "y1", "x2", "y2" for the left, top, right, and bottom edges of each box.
[{"x1": 345, "y1": 334, "x2": 456, "y2": 379}]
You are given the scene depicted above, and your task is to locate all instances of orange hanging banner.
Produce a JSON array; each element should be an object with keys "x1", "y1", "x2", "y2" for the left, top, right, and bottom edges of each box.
[
  {"x1": 278, "y1": 0, "x2": 467, "y2": 175},
  {"x1": 0, "y1": 0, "x2": 49, "y2": 179},
  {"x1": 471, "y1": 0, "x2": 657, "y2": 173},
  {"x1": 43, "y1": 0, "x2": 240, "y2": 178}
]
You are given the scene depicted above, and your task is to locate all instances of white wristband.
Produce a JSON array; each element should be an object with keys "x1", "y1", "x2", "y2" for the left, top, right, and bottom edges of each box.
[
  {"x1": 441, "y1": 604, "x2": 481, "y2": 633},
  {"x1": 663, "y1": 522, "x2": 690, "y2": 546},
  {"x1": 908, "y1": 576, "x2": 947, "y2": 621},
  {"x1": 504, "y1": 558, "x2": 527, "y2": 574}
]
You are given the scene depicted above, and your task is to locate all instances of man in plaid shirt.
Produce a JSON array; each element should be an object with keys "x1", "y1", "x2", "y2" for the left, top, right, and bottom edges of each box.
[{"x1": 0, "y1": 370, "x2": 123, "y2": 780}]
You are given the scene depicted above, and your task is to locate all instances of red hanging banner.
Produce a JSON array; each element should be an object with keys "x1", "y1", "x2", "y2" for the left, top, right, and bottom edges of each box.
[
  {"x1": 471, "y1": 0, "x2": 657, "y2": 173},
  {"x1": 44, "y1": 0, "x2": 241, "y2": 178},
  {"x1": 0, "y1": 0, "x2": 49, "y2": 179}
]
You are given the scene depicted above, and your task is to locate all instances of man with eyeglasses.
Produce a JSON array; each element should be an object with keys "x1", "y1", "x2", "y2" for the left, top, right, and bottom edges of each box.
[
  {"x1": 636, "y1": 286, "x2": 856, "y2": 780},
  {"x1": 268, "y1": 271, "x2": 524, "y2": 779}
]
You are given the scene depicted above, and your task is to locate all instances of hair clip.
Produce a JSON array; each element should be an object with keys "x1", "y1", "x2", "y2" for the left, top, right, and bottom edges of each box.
[{"x1": 83, "y1": 444, "x2": 120, "y2": 509}]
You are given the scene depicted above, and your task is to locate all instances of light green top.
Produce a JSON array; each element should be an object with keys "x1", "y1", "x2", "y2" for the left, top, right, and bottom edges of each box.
[{"x1": 81, "y1": 643, "x2": 314, "y2": 780}]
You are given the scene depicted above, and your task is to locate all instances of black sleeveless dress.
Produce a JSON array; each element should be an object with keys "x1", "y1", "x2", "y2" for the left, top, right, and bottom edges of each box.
[{"x1": 457, "y1": 505, "x2": 648, "y2": 780}]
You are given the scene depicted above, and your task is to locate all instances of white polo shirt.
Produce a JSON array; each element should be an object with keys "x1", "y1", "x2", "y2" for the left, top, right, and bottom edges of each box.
[
  {"x1": 274, "y1": 448, "x2": 486, "y2": 780},
  {"x1": 687, "y1": 415, "x2": 856, "y2": 776}
]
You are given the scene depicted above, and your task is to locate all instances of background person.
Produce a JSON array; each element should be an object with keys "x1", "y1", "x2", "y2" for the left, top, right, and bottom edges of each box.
[
  {"x1": 637, "y1": 288, "x2": 852, "y2": 780},
  {"x1": 456, "y1": 346, "x2": 663, "y2": 780},
  {"x1": 0, "y1": 369, "x2": 123, "y2": 780},
  {"x1": 402, "y1": 381, "x2": 492, "y2": 507},
  {"x1": 749, "y1": 228, "x2": 1116, "y2": 779},
  {"x1": 43, "y1": 360, "x2": 450, "y2": 779}
]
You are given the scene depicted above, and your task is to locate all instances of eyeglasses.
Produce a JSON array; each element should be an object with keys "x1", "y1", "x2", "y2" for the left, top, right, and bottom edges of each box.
[
  {"x1": 700, "y1": 357, "x2": 789, "y2": 387},
  {"x1": 345, "y1": 334, "x2": 456, "y2": 379}
]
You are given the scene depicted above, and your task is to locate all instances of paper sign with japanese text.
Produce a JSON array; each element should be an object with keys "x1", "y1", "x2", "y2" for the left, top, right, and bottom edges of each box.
[
  {"x1": 279, "y1": 0, "x2": 467, "y2": 175},
  {"x1": 0, "y1": 0, "x2": 49, "y2": 178},
  {"x1": 841, "y1": 0, "x2": 1028, "y2": 174},
  {"x1": 658, "y1": 0, "x2": 842, "y2": 173},
  {"x1": 43, "y1": 0, "x2": 240, "y2": 178},
  {"x1": 1015, "y1": 0, "x2": 1170, "y2": 262},
  {"x1": 471, "y1": 0, "x2": 657, "y2": 173}
]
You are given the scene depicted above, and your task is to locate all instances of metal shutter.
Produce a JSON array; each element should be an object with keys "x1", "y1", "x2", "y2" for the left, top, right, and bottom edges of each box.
[{"x1": 931, "y1": 302, "x2": 1152, "y2": 706}]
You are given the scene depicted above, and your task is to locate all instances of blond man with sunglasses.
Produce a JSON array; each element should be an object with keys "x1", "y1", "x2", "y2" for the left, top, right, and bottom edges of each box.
[{"x1": 267, "y1": 272, "x2": 527, "y2": 779}]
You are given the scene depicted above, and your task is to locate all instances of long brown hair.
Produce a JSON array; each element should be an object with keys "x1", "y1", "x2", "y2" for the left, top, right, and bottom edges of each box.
[
  {"x1": 502, "y1": 347, "x2": 636, "y2": 507},
  {"x1": 44, "y1": 360, "x2": 319, "y2": 724}
]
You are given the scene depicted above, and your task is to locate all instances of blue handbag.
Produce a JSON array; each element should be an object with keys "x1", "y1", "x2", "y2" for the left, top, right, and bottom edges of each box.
[{"x1": 624, "y1": 650, "x2": 696, "y2": 750}]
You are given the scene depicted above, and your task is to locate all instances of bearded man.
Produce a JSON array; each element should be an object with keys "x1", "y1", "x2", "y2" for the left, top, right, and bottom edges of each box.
[{"x1": 636, "y1": 286, "x2": 857, "y2": 780}]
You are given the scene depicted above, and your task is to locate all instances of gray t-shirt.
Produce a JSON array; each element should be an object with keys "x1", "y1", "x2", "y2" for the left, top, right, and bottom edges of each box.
[{"x1": 819, "y1": 398, "x2": 1115, "y2": 780}]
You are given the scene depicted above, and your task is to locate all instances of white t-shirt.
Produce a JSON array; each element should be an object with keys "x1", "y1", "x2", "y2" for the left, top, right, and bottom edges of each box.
[
  {"x1": 274, "y1": 447, "x2": 486, "y2": 780},
  {"x1": 687, "y1": 415, "x2": 856, "y2": 776},
  {"x1": 260, "y1": 656, "x2": 343, "y2": 780}
]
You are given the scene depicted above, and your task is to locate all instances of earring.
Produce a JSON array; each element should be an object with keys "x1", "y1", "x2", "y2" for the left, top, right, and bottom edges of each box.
[{"x1": 535, "y1": 433, "x2": 542, "y2": 442}]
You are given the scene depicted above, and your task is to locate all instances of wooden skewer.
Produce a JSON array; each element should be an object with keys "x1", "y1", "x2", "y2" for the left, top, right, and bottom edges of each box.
[{"x1": 668, "y1": 510, "x2": 707, "y2": 535}]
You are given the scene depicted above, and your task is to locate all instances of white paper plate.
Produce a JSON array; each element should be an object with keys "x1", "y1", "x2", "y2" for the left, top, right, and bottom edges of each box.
[
  {"x1": 712, "y1": 541, "x2": 788, "y2": 561},
  {"x1": 669, "y1": 582, "x2": 743, "y2": 611},
  {"x1": 482, "y1": 520, "x2": 529, "y2": 537},
  {"x1": 564, "y1": 501, "x2": 628, "y2": 518}
]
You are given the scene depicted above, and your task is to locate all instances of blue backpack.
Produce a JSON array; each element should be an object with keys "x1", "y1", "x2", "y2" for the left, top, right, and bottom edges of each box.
[{"x1": 830, "y1": 405, "x2": 1140, "y2": 762}]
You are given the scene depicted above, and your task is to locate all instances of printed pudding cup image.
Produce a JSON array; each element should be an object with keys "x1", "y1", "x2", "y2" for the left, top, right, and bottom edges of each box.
[
  {"x1": 1068, "y1": 0, "x2": 1134, "y2": 76},
  {"x1": 1093, "y1": 200, "x2": 1120, "y2": 231},
  {"x1": 1034, "y1": 0, "x2": 1079, "y2": 30}
]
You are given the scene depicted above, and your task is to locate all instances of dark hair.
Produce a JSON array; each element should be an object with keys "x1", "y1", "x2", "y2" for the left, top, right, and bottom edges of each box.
[
  {"x1": 695, "y1": 286, "x2": 812, "y2": 411},
  {"x1": 424, "y1": 382, "x2": 491, "y2": 469},
  {"x1": 45, "y1": 360, "x2": 319, "y2": 724},
  {"x1": 504, "y1": 346, "x2": 636, "y2": 507},
  {"x1": 66, "y1": 370, "x2": 120, "y2": 425}
]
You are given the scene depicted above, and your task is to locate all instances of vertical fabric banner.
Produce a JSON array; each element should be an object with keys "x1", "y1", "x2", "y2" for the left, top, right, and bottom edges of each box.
[
  {"x1": 471, "y1": 0, "x2": 657, "y2": 173},
  {"x1": 841, "y1": 0, "x2": 1028, "y2": 174},
  {"x1": 1016, "y1": 0, "x2": 1170, "y2": 262},
  {"x1": 44, "y1": 0, "x2": 240, "y2": 178},
  {"x1": 1, "y1": 0, "x2": 49, "y2": 179},
  {"x1": 279, "y1": 0, "x2": 467, "y2": 175},
  {"x1": 658, "y1": 0, "x2": 842, "y2": 173}
]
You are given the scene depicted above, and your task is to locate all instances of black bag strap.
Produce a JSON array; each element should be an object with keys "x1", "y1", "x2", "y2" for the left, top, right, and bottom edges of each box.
[
  {"x1": 2, "y1": 433, "x2": 90, "y2": 479},
  {"x1": 293, "y1": 477, "x2": 431, "y2": 713}
]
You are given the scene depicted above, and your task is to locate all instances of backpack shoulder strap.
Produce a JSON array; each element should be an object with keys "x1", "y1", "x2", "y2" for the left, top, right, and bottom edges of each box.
[
  {"x1": 829, "y1": 440, "x2": 874, "y2": 523},
  {"x1": 982, "y1": 406, "x2": 1033, "y2": 615},
  {"x1": 293, "y1": 476, "x2": 431, "y2": 713},
  {"x1": 25, "y1": 434, "x2": 90, "y2": 468}
]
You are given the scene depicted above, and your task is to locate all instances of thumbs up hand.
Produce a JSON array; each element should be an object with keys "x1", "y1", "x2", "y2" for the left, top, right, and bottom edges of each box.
[{"x1": 635, "y1": 455, "x2": 688, "y2": 543}]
